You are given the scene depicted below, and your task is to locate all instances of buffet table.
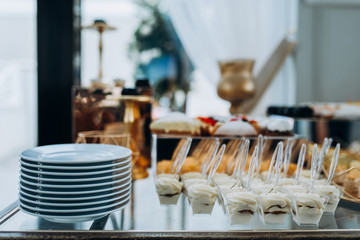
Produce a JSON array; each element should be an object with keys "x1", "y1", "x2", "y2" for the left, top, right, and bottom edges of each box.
[{"x1": 1, "y1": 173, "x2": 360, "y2": 239}]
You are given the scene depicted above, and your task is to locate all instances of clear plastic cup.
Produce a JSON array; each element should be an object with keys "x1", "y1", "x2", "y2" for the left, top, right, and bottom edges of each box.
[
  {"x1": 288, "y1": 191, "x2": 329, "y2": 225},
  {"x1": 222, "y1": 188, "x2": 262, "y2": 225}
]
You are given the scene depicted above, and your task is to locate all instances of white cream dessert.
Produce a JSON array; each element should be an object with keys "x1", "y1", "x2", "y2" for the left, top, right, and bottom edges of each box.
[
  {"x1": 278, "y1": 178, "x2": 298, "y2": 186},
  {"x1": 150, "y1": 112, "x2": 202, "y2": 135},
  {"x1": 212, "y1": 173, "x2": 232, "y2": 182},
  {"x1": 252, "y1": 184, "x2": 274, "y2": 194},
  {"x1": 300, "y1": 169, "x2": 312, "y2": 179},
  {"x1": 181, "y1": 172, "x2": 203, "y2": 182},
  {"x1": 252, "y1": 184, "x2": 291, "y2": 224},
  {"x1": 225, "y1": 190, "x2": 259, "y2": 225},
  {"x1": 267, "y1": 119, "x2": 292, "y2": 133},
  {"x1": 214, "y1": 178, "x2": 237, "y2": 189},
  {"x1": 187, "y1": 183, "x2": 218, "y2": 214},
  {"x1": 313, "y1": 185, "x2": 342, "y2": 213},
  {"x1": 155, "y1": 176, "x2": 183, "y2": 204},
  {"x1": 215, "y1": 183, "x2": 243, "y2": 211},
  {"x1": 255, "y1": 117, "x2": 293, "y2": 136},
  {"x1": 157, "y1": 173, "x2": 179, "y2": 180},
  {"x1": 261, "y1": 192, "x2": 290, "y2": 224},
  {"x1": 292, "y1": 192, "x2": 325, "y2": 225},
  {"x1": 260, "y1": 171, "x2": 270, "y2": 182},
  {"x1": 183, "y1": 178, "x2": 207, "y2": 195},
  {"x1": 283, "y1": 184, "x2": 308, "y2": 193},
  {"x1": 214, "y1": 121, "x2": 257, "y2": 136}
]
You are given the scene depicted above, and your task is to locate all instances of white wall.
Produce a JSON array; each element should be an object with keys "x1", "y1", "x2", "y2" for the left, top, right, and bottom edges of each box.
[
  {"x1": 0, "y1": 0, "x2": 37, "y2": 161},
  {"x1": 297, "y1": 0, "x2": 360, "y2": 103}
]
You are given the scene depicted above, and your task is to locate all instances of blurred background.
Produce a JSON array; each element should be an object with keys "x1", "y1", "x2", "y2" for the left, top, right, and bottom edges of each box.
[{"x1": 1, "y1": 0, "x2": 360, "y2": 208}]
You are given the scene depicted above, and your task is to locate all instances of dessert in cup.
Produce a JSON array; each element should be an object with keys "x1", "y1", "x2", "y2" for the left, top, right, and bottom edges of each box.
[
  {"x1": 289, "y1": 144, "x2": 327, "y2": 225},
  {"x1": 155, "y1": 138, "x2": 192, "y2": 205},
  {"x1": 188, "y1": 143, "x2": 225, "y2": 214},
  {"x1": 222, "y1": 143, "x2": 262, "y2": 225}
]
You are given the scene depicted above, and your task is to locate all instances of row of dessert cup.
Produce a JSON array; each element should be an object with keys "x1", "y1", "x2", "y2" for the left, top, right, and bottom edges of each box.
[{"x1": 154, "y1": 136, "x2": 343, "y2": 226}]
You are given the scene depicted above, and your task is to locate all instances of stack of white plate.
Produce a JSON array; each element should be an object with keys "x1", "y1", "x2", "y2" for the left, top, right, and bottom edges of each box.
[{"x1": 18, "y1": 143, "x2": 132, "y2": 223}]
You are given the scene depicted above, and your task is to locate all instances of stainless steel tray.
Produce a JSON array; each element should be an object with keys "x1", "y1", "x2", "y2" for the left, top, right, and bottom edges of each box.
[{"x1": 1, "y1": 173, "x2": 360, "y2": 239}]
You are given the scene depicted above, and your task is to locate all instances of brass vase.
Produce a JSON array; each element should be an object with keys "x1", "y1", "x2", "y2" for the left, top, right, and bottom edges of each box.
[{"x1": 217, "y1": 59, "x2": 256, "y2": 114}]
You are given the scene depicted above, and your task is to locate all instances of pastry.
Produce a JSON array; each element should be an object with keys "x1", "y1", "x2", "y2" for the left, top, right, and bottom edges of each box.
[
  {"x1": 214, "y1": 121, "x2": 258, "y2": 136},
  {"x1": 197, "y1": 116, "x2": 221, "y2": 135},
  {"x1": 156, "y1": 160, "x2": 173, "y2": 174},
  {"x1": 256, "y1": 118, "x2": 294, "y2": 136},
  {"x1": 150, "y1": 112, "x2": 202, "y2": 135},
  {"x1": 343, "y1": 168, "x2": 360, "y2": 197},
  {"x1": 180, "y1": 157, "x2": 202, "y2": 174}
]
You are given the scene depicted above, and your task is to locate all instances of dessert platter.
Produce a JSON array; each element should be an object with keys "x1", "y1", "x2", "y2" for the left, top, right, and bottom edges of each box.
[
  {"x1": 153, "y1": 134, "x2": 343, "y2": 227},
  {"x1": 150, "y1": 112, "x2": 293, "y2": 137}
]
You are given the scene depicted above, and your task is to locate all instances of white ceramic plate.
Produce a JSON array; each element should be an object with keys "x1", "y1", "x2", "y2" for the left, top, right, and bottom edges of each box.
[
  {"x1": 19, "y1": 188, "x2": 131, "y2": 207},
  {"x1": 19, "y1": 197, "x2": 130, "y2": 223},
  {"x1": 19, "y1": 194, "x2": 130, "y2": 213},
  {"x1": 19, "y1": 178, "x2": 131, "y2": 195},
  {"x1": 20, "y1": 168, "x2": 131, "y2": 182},
  {"x1": 20, "y1": 157, "x2": 131, "y2": 172},
  {"x1": 20, "y1": 144, "x2": 132, "y2": 164},
  {"x1": 20, "y1": 162, "x2": 131, "y2": 176},
  {"x1": 19, "y1": 172, "x2": 131, "y2": 188},
  {"x1": 19, "y1": 182, "x2": 131, "y2": 201}
]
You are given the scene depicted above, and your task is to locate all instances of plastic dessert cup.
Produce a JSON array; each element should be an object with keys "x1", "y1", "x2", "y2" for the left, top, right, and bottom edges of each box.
[
  {"x1": 313, "y1": 184, "x2": 343, "y2": 213},
  {"x1": 223, "y1": 189, "x2": 260, "y2": 225},
  {"x1": 260, "y1": 191, "x2": 290, "y2": 224},
  {"x1": 215, "y1": 182, "x2": 242, "y2": 214},
  {"x1": 183, "y1": 178, "x2": 207, "y2": 196},
  {"x1": 253, "y1": 185, "x2": 290, "y2": 224},
  {"x1": 290, "y1": 192, "x2": 327, "y2": 225},
  {"x1": 187, "y1": 183, "x2": 218, "y2": 214},
  {"x1": 155, "y1": 175, "x2": 183, "y2": 205}
]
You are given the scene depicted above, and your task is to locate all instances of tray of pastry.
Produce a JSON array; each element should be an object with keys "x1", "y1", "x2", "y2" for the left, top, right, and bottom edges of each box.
[{"x1": 150, "y1": 112, "x2": 294, "y2": 137}]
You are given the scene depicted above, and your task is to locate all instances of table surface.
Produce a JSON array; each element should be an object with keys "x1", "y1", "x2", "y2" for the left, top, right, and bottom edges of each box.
[{"x1": 1, "y1": 174, "x2": 360, "y2": 239}]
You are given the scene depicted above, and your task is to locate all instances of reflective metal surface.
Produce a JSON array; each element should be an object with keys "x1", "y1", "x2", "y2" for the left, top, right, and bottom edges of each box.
[{"x1": 1, "y1": 173, "x2": 360, "y2": 234}]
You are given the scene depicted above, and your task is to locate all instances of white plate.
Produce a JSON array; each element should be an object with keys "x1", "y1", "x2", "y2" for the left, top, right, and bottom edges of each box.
[
  {"x1": 19, "y1": 188, "x2": 131, "y2": 207},
  {"x1": 20, "y1": 168, "x2": 131, "y2": 182},
  {"x1": 19, "y1": 194, "x2": 130, "y2": 213},
  {"x1": 20, "y1": 157, "x2": 131, "y2": 171},
  {"x1": 20, "y1": 162, "x2": 131, "y2": 176},
  {"x1": 20, "y1": 156, "x2": 132, "y2": 168},
  {"x1": 20, "y1": 171, "x2": 131, "y2": 189},
  {"x1": 19, "y1": 178, "x2": 131, "y2": 195},
  {"x1": 20, "y1": 182, "x2": 131, "y2": 201},
  {"x1": 19, "y1": 197, "x2": 129, "y2": 223},
  {"x1": 20, "y1": 144, "x2": 132, "y2": 163}
]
